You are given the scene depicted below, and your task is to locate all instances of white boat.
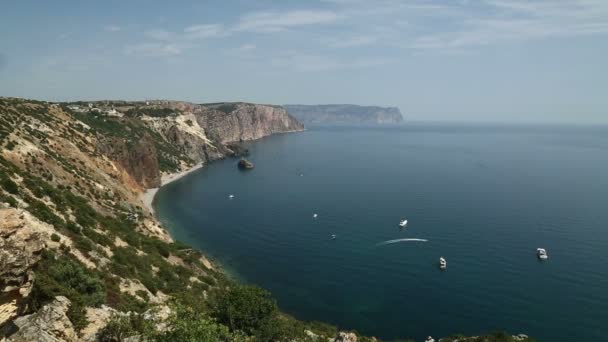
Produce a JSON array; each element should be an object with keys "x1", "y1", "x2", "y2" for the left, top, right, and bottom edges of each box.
[
  {"x1": 399, "y1": 219, "x2": 408, "y2": 227},
  {"x1": 228, "y1": 194, "x2": 235, "y2": 199},
  {"x1": 313, "y1": 213, "x2": 318, "y2": 218},
  {"x1": 425, "y1": 337, "x2": 435, "y2": 342},
  {"x1": 439, "y1": 257, "x2": 447, "y2": 269},
  {"x1": 537, "y1": 248, "x2": 548, "y2": 260},
  {"x1": 331, "y1": 234, "x2": 337, "y2": 240}
]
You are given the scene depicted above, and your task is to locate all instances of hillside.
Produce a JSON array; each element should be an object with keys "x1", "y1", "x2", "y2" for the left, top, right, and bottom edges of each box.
[
  {"x1": 284, "y1": 104, "x2": 403, "y2": 125},
  {"x1": 0, "y1": 97, "x2": 532, "y2": 342}
]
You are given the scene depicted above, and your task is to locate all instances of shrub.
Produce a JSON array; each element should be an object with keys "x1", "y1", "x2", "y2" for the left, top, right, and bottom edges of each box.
[
  {"x1": 98, "y1": 313, "x2": 153, "y2": 342},
  {"x1": 148, "y1": 303, "x2": 235, "y2": 342},
  {"x1": 208, "y1": 285, "x2": 278, "y2": 334},
  {"x1": 0, "y1": 174, "x2": 19, "y2": 194},
  {"x1": 50, "y1": 233, "x2": 61, "y2": 242},
  {"x1": 28, "y1": 251, "x2": 105, "y2": 332}
]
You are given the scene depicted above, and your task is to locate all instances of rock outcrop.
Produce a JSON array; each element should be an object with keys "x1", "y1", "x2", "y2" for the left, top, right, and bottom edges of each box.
[
  {"x1": 2, "y1": 296, "x2": 77, "y2": 342},
  {"x1": 0, "y1": 209, "x2": 50, "y2": 327},
  {"x1": 237, "y1": 158, "x2": 254, "y2": 170},
  {"x1": 285, "y1": 104, "x2": 403, "y2": 124}
]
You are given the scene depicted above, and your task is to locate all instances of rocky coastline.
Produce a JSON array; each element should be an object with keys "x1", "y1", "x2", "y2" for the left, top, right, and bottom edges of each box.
[{"x1": 0, "y1": 97, "x2": 532, "y2": 341}]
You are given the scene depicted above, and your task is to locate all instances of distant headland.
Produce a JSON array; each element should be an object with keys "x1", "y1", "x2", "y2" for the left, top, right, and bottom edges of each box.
[{"x1": 284, "y1": 104, "x2": 404, "y2": 124}]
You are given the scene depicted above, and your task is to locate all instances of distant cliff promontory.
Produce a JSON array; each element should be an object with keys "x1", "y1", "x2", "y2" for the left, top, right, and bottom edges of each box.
[{"x1": 284, "y1": 104, "x2": 403, "y2": 124}]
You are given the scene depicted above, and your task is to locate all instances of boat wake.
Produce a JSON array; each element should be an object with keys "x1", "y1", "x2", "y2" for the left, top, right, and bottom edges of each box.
[{"x1": 375, "y1": 238, "x2": 428, "y2": 246}]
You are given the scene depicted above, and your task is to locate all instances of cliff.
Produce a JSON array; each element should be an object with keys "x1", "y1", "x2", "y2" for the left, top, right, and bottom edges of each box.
[{"x1": 285, "y1": 104, "x2": 403, "y2": 124}]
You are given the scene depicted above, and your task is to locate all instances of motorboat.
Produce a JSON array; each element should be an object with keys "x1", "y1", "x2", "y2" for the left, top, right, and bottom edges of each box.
[
  {"x1": 537, "y1": 248, "x2": 548, "y2": 260},
  {"x1": 399, "y1": 219, "x2": 408, "y2": 227},
  {"x1": 228, "y1": 194, "x2": 235, "y2": 199},
  {"x1": 331, "y1": 234, "x2": 337, "y2": 240},
  {"x1": 439, "y1": 257, "x2": 447, "y2": 269},
  {"x1": 313, "y1": 213, "x2": 318, "y2": 218}
]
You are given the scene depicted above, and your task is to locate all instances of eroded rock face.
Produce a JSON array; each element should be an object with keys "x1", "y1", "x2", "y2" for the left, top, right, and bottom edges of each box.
[
  {"x1": 98, "y1": 134, "x2": 161, "y2": 188},
  {"x1": 0, "y1": 209, "x2": 48, "y2": 327},
  {"x1": 3, "y1": 296, "x2": 77, "y2": 342}
]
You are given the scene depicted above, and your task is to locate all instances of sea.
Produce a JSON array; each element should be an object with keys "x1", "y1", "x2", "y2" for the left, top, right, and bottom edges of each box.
[{"x1": 154, "y1": 123, "x2": 608, "y2": 341}]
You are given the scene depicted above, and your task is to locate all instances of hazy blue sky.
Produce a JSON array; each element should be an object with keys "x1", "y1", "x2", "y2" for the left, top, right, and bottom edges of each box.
[{"x1": 1, "y1": 0, "x2": 607, "y2": 123}]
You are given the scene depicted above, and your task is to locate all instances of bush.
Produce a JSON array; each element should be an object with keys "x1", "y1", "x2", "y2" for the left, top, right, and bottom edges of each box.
[
  {"x1": 0, "y1": 174, "x2": 19, "y2": 194},
  {"x1": 208, "y1": 285, "x2": 278, "y2": 335},
  {"x1": 149, "y1": 303, "x2": 236, "y2": 342},
  {"x1": 28, "y1": 251, "x2": 106, "y2": 332},
  {"x1": 254, "y1": 315, "x2": 306, "y2": 342},
  {"x1": 98, "y1": 313, "x2": 153, "y2": 342},
  {"x1": 50, "y1": 233, "x2": 61, "y2": 242}
]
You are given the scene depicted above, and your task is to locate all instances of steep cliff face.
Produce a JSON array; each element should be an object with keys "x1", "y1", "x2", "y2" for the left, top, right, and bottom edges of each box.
[
  {"x1": 97, "y1": 134, "x2": 161, "y2": 189},
  {"x1": 285, "y1": 104, "x2": 403, "y2": 124},
  {"x1": 195, "y1": 103, "x2": 304, "y2": 144}
]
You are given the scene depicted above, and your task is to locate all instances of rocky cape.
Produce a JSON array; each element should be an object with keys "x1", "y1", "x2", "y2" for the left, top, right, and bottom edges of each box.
[{"x1": 284, "y1": 104, "x2": 403, "y2": 125}]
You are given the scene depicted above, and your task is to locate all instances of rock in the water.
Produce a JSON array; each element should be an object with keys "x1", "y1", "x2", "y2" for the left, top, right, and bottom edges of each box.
[
  {"x1": 237, "y1": 158, "x2": 254, "y2": 170},
  {"x1": 3, "y1": 296, "x2": 77, "y2": 342}
]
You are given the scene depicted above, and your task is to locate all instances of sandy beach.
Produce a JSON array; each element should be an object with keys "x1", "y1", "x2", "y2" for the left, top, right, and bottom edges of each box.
[{"x1": 140, "y1": 163, "x2": 204, "y2": 215}]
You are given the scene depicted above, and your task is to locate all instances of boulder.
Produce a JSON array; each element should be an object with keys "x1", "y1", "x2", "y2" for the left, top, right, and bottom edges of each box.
[
  {"x1": 237, "y1": 158, "x2": 254, "y2": 170},
  {"x1": 3, "y1": 296, "x2": 77, "y2": 342}
]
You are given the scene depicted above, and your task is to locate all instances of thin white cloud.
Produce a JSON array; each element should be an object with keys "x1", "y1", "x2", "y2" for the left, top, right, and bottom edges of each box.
[
  {"x1": 103, "y1": 25, "x2": 121, "y2": 32},
  {"x1": 271, "y1": 53, "x2": 392, "y2": 72},
  {"x1": 236, "y1": 10, "x2": 340, "y2": 32},
  {"x1": 398, "y1": 0, "x2": 608, "y2": 50},
  {"x1": 184, "y1": 24, "x2": 224, "y2": 39},
  {"x1": 145, "y1": 29, "x2": 173, "y2": 41},
  {"x1": 327, "y1": 35, "x2": 378, "y2": 48},
  {"x1": 124, "y1": 43, "x2": 182, "y2": 57}
]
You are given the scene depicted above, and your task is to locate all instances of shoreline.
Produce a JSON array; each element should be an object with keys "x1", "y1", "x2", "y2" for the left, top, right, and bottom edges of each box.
[{"x1": 140, "y1": 163, "x2": 204, "y2": 215}]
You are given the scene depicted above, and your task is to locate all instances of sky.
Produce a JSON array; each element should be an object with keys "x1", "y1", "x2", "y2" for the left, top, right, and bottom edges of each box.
[{"x1": 0, "y1": 0, "x2": 607, "y2": 123}]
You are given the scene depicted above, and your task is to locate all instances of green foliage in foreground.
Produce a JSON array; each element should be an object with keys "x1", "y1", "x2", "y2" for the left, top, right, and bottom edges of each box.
[{"x1": 28, "y1": 251, "x2": 106, "y2": 332}]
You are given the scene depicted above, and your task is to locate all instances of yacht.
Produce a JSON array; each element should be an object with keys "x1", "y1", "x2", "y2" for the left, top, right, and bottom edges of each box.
[
  {"x1": 439, "y1": 257, "x2": 447, "y2": 269},
  {"x1": 399, "y1": 219, "x2": 408, "y2": 227},
  {"x1": 537, "y1": 248, "x2": 548, "y2": 260}
]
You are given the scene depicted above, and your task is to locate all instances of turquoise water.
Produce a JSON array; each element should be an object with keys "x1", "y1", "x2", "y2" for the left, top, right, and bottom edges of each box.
[{"x1": 155, "y1": 124, "x2": 608, "y2": 341}]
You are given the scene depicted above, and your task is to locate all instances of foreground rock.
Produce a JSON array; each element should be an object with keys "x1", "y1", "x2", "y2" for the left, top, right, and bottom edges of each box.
[
  {"x1": 237, "y1": 158, "x2": 255, "y2": 170},
  {"x1": 0, "y1": 209, "x2": 49, "y2": 327},
  {"x1": 2, "y1": 296, "x2": 76, "y2": 342}
]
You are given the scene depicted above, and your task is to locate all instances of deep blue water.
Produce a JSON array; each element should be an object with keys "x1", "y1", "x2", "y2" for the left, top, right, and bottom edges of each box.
[{"x1": 155, "y1": 123, "x2": 608, "y2": 341}]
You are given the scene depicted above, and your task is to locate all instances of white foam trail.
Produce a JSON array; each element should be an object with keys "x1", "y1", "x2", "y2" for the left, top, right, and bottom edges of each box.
[{"x1": 375, "y1": 238, "x2": 428, "y2": 246}]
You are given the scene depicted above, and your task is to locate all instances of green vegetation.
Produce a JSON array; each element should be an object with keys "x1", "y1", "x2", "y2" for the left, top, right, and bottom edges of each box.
[
  {"x1": 28, "y1": 251, "x2": 106, "y2": 331},
  {"x1": 213, "y1": 103, "x2": 238, "y2": 114},
  {"x1": 124, "y1": 107, "x2": 177, "y2": 118}
]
